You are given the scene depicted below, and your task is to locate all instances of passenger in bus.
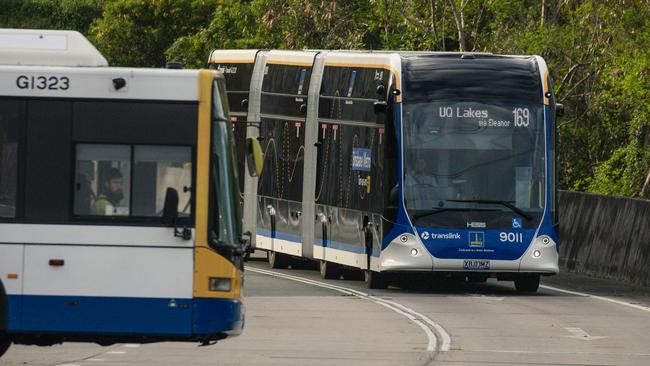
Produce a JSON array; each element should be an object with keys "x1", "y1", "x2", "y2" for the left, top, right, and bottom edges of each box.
[
  {"x1": 405, "y1": 158, "x2": 438, "y2": 187},
  {"x1": 92, "y1": 168, "x2": 125, "y2": 216}
]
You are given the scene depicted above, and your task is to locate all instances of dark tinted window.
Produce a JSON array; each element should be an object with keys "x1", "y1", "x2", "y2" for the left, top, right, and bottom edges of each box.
[
  {"x1": 402, "y1": 55, "x2": 542, "y2": 103},
  {"x1": 0, "y1": 100, "x2": 22, "y2": 218}
]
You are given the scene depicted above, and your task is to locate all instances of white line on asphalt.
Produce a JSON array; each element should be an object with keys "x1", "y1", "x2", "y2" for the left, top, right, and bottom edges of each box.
[
  {"x1": 540, "y1": 284, "x2": 650, "y2": 313},
  {"x1": 563, "y1": 327, "x2": 607, "y2": 341},
  {"x1": 466, "y1": 349, "x2": 650, "y2": 356},
  {"x1": 123, "y1": 344, "x2": 141, "y2": 348},
  {"x1": 106, "y1": 351, "x2": 126, "y2": 355},
  {"x1": 247, "y1": 266, "x2": 451, "y2": 352}
]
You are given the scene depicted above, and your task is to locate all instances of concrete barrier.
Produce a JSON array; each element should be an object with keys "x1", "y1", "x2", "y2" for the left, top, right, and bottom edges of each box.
[{"x1": 559, "y1": 190, "x2": 650, "y2": 287}]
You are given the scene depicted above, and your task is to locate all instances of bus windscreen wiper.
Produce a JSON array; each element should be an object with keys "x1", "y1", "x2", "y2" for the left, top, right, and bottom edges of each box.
[
  {"x1": 412, "y1": 207, "x2": 497, "y2": 220},
  {"x1": 446, "y1": 199, "x2": 532, "y2": 221}
]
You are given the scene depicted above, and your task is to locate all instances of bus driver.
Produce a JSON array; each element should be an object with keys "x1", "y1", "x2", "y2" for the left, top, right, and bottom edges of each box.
[
  {"x1": 406, "y1": 158, "x2": 438, "y2": 187},
  {"x1": 92, "y1": 168, "x2": 125, "y2": 216}
]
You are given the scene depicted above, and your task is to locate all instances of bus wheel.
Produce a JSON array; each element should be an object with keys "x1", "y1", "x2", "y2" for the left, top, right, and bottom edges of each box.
[
  {"x1": 0, "y1": 335, "x2": 9, "y2": 358},
  {"x1": 319, "y1": 260, "x2": 341, "y2": 280},
  {"x1": 514, "y1": 274, "x2": 540, "y2": 293},
  {"x1": 364, "y1": 271, "x2": 387, "y2": 290},
  {"x1": 1, "y1": 284, "x2": 10, "y2": 358},
  {"x1": 268, "y1": 251, "x2": 288, "y2": 269}
]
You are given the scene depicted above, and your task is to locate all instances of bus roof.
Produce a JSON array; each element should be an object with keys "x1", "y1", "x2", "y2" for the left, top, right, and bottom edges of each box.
[{"x1": 0, "y1": 28, "x2": 108, "y2": 67}]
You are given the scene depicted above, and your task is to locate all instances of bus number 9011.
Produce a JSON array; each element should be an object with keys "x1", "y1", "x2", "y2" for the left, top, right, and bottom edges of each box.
[
  {"x1": 500, "y1": 232, "x2": 523, "y2": 243},
  {"x1": 16, "y1": 75, "x2": 70, "y2": 90}
]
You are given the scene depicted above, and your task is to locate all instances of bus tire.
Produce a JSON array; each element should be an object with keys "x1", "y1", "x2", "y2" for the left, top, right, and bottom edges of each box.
[
  {"x1": 319, "y1": 260, "x2": 341, "y2": 280},
  {"x1": 268, "y1": 251, "x2": 288, "y2": 269},
  {"x1": 0, "y1": 336, "x2": 10, "y2": 358},
  {"x1": 364, "y1": 271, "x2": 387, "y2": 290},
  {"x1": 514, "y1": 274, "x2": 540, "y2": 293},
  {"x1": 0, "y1": 282, "x2": 10, "y2": 358}
]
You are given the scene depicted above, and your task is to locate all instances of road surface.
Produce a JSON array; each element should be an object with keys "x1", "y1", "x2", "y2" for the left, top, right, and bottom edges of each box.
[{"x1": 2, "y1": 253, "x2": 649, "y2": 366}]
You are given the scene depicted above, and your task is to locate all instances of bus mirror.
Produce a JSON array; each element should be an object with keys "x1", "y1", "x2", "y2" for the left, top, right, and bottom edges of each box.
[
  {"x1": 162, "y1": 187, "x2": 179, "y2": 227},
  {"x1": 373, "y1": 101, "x2": 388, "y2": 114},
  {"x1": 376, "y1": 84, "x2": 386, "y2": 96},
  {"x1": 246, "y1": 137, "x2": 264, "y2": 177},
  {"x1": 555, "y1": 103, "x2": 564, "y2": 117}
]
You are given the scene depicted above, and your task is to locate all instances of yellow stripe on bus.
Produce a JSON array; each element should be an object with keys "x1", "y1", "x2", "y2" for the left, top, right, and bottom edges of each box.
[
  {"x1": 266, "y1": 60, "x2": 315, "y2": 67},
  {"x1": 543, "y1": 70, "x2": 550, "y2": 105},
  {"x1": 193, "y1": 70, "x2": 242, "y2": 300},
  {"x1": 195, "y1": 70, "x2": 213, "y2": 247},
  {"x1": 208, "y1": 60, "x2": 254, "y2": 64}
]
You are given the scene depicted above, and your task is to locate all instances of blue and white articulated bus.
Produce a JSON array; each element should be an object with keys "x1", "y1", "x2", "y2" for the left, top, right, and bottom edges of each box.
[
  {"x1": 0, "y1": 29, "x2": 261, "y2": 357},
  {"x1": 208, "y1": 49, "x2": 563, "y2": 291}
]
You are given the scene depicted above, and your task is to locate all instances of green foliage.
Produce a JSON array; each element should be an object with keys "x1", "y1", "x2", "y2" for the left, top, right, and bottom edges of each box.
[
  {"x1": 6, "y1": 0, "x2": 650, "y2": 198},
  {"x1": 88, "y1": 0, "x2": 217, "y2": 67},
  {"x1": 0, "y1": 0, "x2": 102, "y2": 33}
]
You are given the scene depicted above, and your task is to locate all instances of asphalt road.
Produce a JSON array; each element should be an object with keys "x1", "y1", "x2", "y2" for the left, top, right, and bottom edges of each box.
[{"x1": 2, "y1": 252, "x2": 649, "y2": 366}]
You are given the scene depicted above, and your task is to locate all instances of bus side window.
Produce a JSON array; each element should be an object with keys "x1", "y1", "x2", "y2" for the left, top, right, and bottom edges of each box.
[
  {"x1": 0, "y1": 100, "x2": 21, "y2": 219},
  {"x1": 132, "y1": 146, "x2": 192, "y2": 217},
  {"x1": 74, "y1": 144, "x2": 131, "y2": 217},
  {"x1": 74, "y1": 144, "x2": 192, "y2": 219}
]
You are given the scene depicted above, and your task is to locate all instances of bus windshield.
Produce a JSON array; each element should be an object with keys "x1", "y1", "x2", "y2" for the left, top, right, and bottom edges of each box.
[
  {"x1": 402, "y1": 101, "x2": 546, "y2": 228},
  {"x1": 210, "y1": 79, "x2": 242, "y2": 247}
]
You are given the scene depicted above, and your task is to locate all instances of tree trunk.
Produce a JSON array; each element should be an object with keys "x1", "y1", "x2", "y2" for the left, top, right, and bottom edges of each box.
[
  {"x1": 442, "y1": 6, "x2": 446, "y2": 51},
  {"x1": 430, "y1": 0, "x2": 438, "y2": 49},
  {"x1": 383, "y1": 0, "x2": 391, "y2": 45},
  {"x1": 640, "y1": 127, "x2": 650, "y2": 197},
  {"x1": 447, "y1": 0, "x2": 466, "y2": 52},
  {"x1": 641, "y1": 169, "x2": 650, "y2": 197},
  {"x1": 541, "y1": 0, "x2": 546, "y2": 26}
]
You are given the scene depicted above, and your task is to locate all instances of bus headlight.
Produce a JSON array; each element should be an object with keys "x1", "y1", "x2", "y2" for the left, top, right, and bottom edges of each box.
[
  {"x1": 209, "y1": 277, "x2": 232, "y2": 292},
  {"x1": 533, "y1": 250, "x2": 541, "y2": 258},
  {"x1": 541, "y1": 236, "x2": 551, "y2": 245}
]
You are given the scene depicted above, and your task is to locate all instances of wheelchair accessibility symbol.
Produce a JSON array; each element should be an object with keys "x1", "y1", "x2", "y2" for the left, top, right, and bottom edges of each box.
[{"x1": 512, "y1": 218, "x2": 522, "y2": 229}]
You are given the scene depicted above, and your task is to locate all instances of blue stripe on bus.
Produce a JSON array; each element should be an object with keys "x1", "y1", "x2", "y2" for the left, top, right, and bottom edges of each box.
[
  {"x1": 314, "y1": 238, "x2": 367, "y2": 254},
  {"x1": 384, "y1": 102, "x2": 417, "y2": 249},
  {"x1": 256, "y1": 228, "x2": 300, "y2": 242},
  {"x1": 7, "y1": 295, "x2": 242, "y2": 337},
  {"x1": 192, "y1": 298, "x2": 244, "y2": 335},
  {"x1": 536, "y1": 105, "x2": 559, "y2": 245}
]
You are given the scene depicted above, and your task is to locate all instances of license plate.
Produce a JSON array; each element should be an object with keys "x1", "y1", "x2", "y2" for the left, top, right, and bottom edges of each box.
[{"x1": 463, "y1": 260, "x2": 490, "y2": 270}]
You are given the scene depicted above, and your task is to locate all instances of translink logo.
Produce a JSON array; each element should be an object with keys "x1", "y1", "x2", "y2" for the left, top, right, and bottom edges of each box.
[{"x1": 421, "y1": 232, "x2": 461, "y2": 240}]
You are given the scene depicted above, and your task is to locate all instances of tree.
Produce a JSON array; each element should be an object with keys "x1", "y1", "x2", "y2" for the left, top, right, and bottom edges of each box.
[
  {"x1": 0, "y1": 0, "x2": 102, "y2": 34},
  {"x1": 88, "y1": 0, "x2": 217, "y2": 67}
]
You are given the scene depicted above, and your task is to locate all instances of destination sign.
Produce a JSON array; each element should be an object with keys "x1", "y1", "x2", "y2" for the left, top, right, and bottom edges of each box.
[{"x1": 435, "y1": 102, "x2": 536, "y2": 129}]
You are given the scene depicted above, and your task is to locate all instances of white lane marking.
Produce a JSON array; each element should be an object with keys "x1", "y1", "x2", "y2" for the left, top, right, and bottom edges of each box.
[
  {"x1": 563, "y1": 327, "x2": 607, "y2": 341},
  {"x1": 123, "y1": 344, "x2": 141, "y2": 348},
  {"x1": 469, "y1": 295, "x2": 505, "y2": 301},
  {"x1": 106, "y1": 351, "x2": 126, "y2": 355},
  {"x1": 247, "y1": 266, "x2": 451, "y2": 352},
  {"x1": 466, "y1": 349, "x2": 650, "y2": 357},
  {"x1": 369, "y1": 295, "x2": 451, "y2": 352},
  {"x1": 540, "y1": 284, "x2": 650, "y2": 313}
]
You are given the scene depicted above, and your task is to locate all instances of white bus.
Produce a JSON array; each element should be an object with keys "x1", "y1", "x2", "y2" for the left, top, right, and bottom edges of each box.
[
  {"x1": 0, "y1": 29, "x2": 261, "y2": 356},
  {"x1": 209, "y1": 49, "x2": 562, "y2": 291}
]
